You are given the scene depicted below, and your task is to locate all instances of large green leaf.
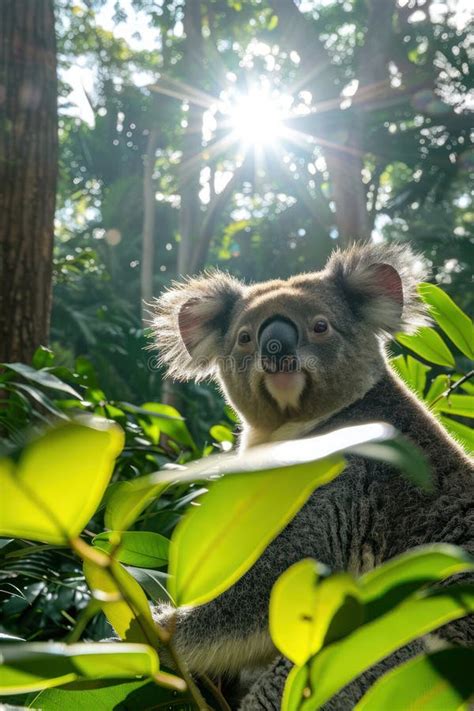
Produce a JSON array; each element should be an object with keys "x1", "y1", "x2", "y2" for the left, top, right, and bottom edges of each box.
[
  {"x1": 164, "y1": 424, "x2": 427, "y2": 606},
  {"x1": 26, "y1": 680, "x2": 197, "y2": 710},
  {"x1": 0, "y1": 419, "x2": 124, "y2": 545},
  {"x1": 360, "y1": 544, "x2": 474, "y2": 620},
  {"x1": 355, "y1": 648, "x2": 474, "y2": 710},
  {"x1": 418, "y1": 283, "x2": 474, "y2": 359},
  {"x1": 0, "y1": 642, "x2": 158, "y2": 694},
  {"x1": 270, "y1": 559, "x2": 362, "y2": 666},
  {"x1": 169, "y1": 457, "x2": 345, "y2": 607},
  {"x1": 303, "y1": 584, "x2": 474, "y2": 710},
  {"x1": 83, "y1": 560, "x2": 158, "y2": 647},
  {"x1": 93, "y1": 531, "x2": 170, "y2": 568},
  {"x1": 107, "y1": 422, "x2": 430, "y2": 536},
  {"x1": 396, "y1": 327, "x2": 455, "y2": 367}
]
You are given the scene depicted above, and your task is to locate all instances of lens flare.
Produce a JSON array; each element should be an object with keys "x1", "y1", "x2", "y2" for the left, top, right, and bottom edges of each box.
[{"x1": 230, "y1": 91, "x2": 284, "y2": 145}]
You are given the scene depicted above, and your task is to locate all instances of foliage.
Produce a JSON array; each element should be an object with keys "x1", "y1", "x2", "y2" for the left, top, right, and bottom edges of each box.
[
  {"x1": 390, "y1": 282, "x2": 474, "y2": 453},
  {"x1": 0, "y1": 280, "x2": 473, "y2": 708},
  {"x1": 50, "y1": 0, "x2": 473, "y2": 408}
]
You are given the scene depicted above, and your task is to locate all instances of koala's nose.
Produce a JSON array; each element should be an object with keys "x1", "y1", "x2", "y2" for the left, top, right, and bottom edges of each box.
[{"x1": 258, "y1": 317, "x2": 299, "y2": 373}]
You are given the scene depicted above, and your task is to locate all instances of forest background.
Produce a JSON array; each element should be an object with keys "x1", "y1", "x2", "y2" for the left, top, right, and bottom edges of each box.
[{"x1": 1, "y1": 0, "x2": 472, "y2": 442}]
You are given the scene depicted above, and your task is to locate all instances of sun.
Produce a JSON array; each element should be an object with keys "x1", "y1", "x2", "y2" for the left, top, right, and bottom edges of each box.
[{"x1": 230, "y1": 90, "x2": 285, "y2": 146}]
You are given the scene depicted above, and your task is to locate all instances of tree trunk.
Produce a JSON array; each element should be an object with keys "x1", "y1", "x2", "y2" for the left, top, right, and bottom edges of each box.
[
  {"x1": 324, "y1": 135, "x2": 370, "y2": 245},
  {"x1": 0, "y1": 0, "x2": 58, "y2": 363},
  {"x1": 141, "y1": 126, "x2": 160, "y2": 322},
  {"x1": 177, "y1": 0, "x2": 204, "y2": 276}
]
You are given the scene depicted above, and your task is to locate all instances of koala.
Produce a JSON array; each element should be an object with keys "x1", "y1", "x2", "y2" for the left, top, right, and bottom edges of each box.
[{"x1": 152, "y1": 243, "x2": 474, "y2": 710}]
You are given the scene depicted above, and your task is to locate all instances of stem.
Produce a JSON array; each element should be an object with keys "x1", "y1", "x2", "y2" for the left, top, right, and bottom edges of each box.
[
  {"x1": 64, "y1": 598, "x2": 101, "y2": 643},
  {"x1": 72, "y1": 537, "x2": 198, "y2": 702},
  {"x1": 200, "y1": 674, "x2": 232, "y2": 711},
  {"x1": 431, "y1": 369, "x2": 474, "y2": 407},
  {"x1": 166, "y1": 635, "x2": 210, "y2": 710}
]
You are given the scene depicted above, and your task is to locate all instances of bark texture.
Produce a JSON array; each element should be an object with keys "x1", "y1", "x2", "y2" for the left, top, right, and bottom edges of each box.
[{"x1": 0, "y1": 0, "x2": 58, "y2": 363}]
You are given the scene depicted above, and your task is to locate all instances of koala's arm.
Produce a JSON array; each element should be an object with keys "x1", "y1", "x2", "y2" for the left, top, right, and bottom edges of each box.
[{"x1": 153, "y1": 478, "x2": 353, "y2": 676}]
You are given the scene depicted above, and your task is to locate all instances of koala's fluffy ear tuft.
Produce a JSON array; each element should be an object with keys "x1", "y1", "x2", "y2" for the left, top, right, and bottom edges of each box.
[
  {"x1": 151, "y1": 271, "x2": 244, "y2": 381},
  {"x1": 326, "y1": 242, "x2": 429, "y2": 335}
]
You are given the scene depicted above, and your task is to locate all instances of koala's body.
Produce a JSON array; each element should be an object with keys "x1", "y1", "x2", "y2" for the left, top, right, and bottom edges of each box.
[{"x1": 153, "y1": 243, "x2": 473, "y2": 710}]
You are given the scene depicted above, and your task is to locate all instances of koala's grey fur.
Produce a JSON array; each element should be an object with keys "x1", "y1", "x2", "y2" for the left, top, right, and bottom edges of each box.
[{"x1": 152, "y1": 242, "x2": 474, "y2": 709}]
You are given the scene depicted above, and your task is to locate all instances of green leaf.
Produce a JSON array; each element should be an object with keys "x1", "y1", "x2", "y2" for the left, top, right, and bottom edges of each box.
[
  {"x1": 418, "y1": 283, "x2": 474, "y2": 359},
  {"x1": 304, "y1": 584, "x2": 474, "y2": 710},
  {"x1": 104, "y1": 475, "x2": 170, "y2": 532},
  {"x1": 396, "y1": 327, "x2": 455, "y2": 367},
  {"x1": 12, "y1": 382, "x2": 68, "y2": 419},
  {"x1": 434, "y1": 394, "x2": 474, "y2": 418},
  {"x1": 440, "y1": 416, "x2": 474, "y2": 453},
  {"x1": 27, "y1": 680, "x2": 196, "y2": 710},
  {"x1": 209, "y1": 424, "x2": 235, "y2": 444},
  {"x1": 425, "y1": 375, "x2": 450, "y2": 405},
  {"x1": 355, "y1": 648, "x2": 474, "y2": 711},
  {"x1": 169, "y1": 457, "x2": 345, "y2": 607},
  {"x1": 127, "y1": 423, "x2": 425, "y2": 490},
  {"x1": 360, "y1": 544, "x2": 474, "y2": 621},
  {"x1": 282, "y1": 665, "x2": 310, "y2": 711},
  {"x1": 390, "y1": 355, "x2": 430, "y2": 397},
  {"x1": 83, "y1": 560, "x2": 158, "y2": 647},
  {"x1": 140, "y1": 403, "x2": 196, "y2": 452},
  {"x1": 32, "y1": 346, "x2": 55, "y2": 370},
  {"x1": 93, "y1": 531, "x2": 169, "y2": 568},
  {"x1": 2, "y1": 363, "x2": 81, "y2": 399},
  {"x1": 0, "y1": 642, "x2": 158, "y2": 694},
  {"x1": 270, "y1": 559, "x2": 362, "y2": 666},
  {"x1": 0, "y1": 419, "x2": 124, "y2": 545},
  {"x1": 407, "y1": 355, "x2": 431, "y2": 397}
]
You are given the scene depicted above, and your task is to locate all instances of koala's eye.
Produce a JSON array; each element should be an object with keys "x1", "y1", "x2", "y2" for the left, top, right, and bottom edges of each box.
[
  {"x1": 313, "y1": 318, "x2": 329, "y2": 334},
  {"x1": 238, "y1": 330, "x2": 251, "y2": 345}
]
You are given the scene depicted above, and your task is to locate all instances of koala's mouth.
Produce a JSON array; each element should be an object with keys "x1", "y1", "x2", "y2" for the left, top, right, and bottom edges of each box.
[{"x1": 264, "y1": 370, "x2": 306, "y2": 411}]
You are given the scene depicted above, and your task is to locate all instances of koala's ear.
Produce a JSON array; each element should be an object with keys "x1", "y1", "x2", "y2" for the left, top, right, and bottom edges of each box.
[
  {"x1": 151, "y1": 271, "x2": 245, "y2": 380},
  {"x1": 325, "y1": 242, "x2": 429, "y2": 335}
]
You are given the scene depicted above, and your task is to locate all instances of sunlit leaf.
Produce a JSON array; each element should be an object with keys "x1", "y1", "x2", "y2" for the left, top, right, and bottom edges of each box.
[
  {"x1": 209, "y1": 424, "x2": 235, "y2": 444},
  {"x1": 425, "y1": 374, "x2": 449, "y2": 405},
  {"x1": 418, "y1": 283, "x2": 474, "y2": 359},
  {"x1": 396, "y1": 327, "x2": 455, "y2": 367},
  {"x1": 303, "y1": 584, "x2": 474, "y2": 710},
  {"x1": 0, "y1": 642, "x2": 158, "y2": 694},
  {"x1": 360, "y1": 544, "x2": 474, "y2": 620},
  {"x1": 83, "y1": 560, "x2": 158, "y2": 647},
  {"x1": 140, "y1": 403, "x2": 196, "y2": 452},
  {"x1": 169, "y1": 458, "x2": 345, "y2": 607},
  {"x1": 390, "y1": 354, "x2": 430, "y2": 397},
  {"x1": 0, "y1": 419, "x2": 124, "y2": 544},
  {"x1": 355, "y1": 648, "x2": 474, "y2": 711},
  {"x1": 26, "y1": 679, "x2": 196, "y2": 710},
  {"x1": 104, "y1": 475, "x2": 170, "y2": 532},
  {"x1": 93, "y1": 531, "x2": 169, "y2": 568},
  {"x1": 282, "y1": 664, "x2": 309, "y2": 711},
  {"x1": 270, "y1": 559, "x2": 362, "y2": 666}
]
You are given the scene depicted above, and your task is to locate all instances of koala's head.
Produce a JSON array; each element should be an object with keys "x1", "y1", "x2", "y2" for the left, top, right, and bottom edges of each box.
[{"x1": 152, "y1": 243, "x2": 427, "y2": 440}]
